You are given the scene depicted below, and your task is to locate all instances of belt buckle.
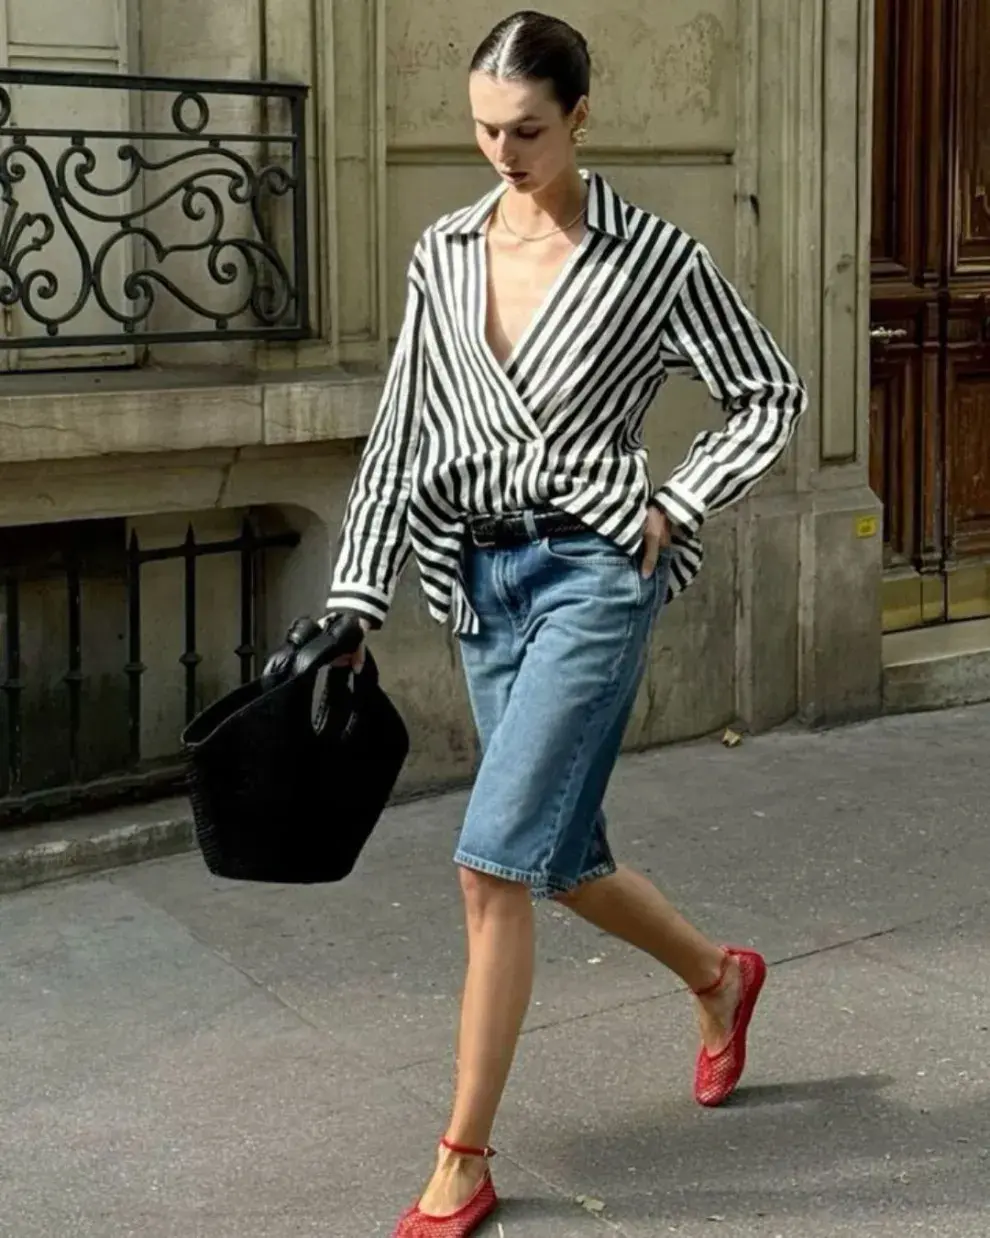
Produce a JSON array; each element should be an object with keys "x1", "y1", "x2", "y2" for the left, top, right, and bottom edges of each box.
[
  {"x1": 469, "y1": 516, "x2": 497, "y2": 549},
  {"x1": 470, "y1": 510, "x2": 534, "y2": 549},
  {"x1": 493, "y1": 514, "x2": 521, "y2": 549}
]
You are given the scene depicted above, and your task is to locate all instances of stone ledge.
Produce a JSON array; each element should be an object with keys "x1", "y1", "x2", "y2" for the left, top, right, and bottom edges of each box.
[
  {"x1": 0, "y1": 773, "x2": 459, "y2": 895},
  {"x1": 883, "y1": 618, "x2": 990, "y2": 715},
  {"x1": 0, "y1": 798, "x2": 194, "y2": 896},
  {"x1": 0, "y1": 368, "x2": 385, "y2": 464}
]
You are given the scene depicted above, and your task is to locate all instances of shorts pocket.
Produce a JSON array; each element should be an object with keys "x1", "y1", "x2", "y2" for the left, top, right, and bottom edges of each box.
[{"x1": 544, "y1": 532, "x2": 630, "y2": 566}]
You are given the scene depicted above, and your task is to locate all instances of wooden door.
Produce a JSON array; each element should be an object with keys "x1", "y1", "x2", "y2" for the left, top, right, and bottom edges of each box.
[{"x1": 870, "y1": 0, "x2": 990, "y2": 630}]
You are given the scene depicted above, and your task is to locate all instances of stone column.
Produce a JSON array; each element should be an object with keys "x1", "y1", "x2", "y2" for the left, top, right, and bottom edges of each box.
[
  {"x1": 735, "y1": 0, "x2": 882, "y2": 731},
  {"x1": 257, "y1": 0, "x2": 390, "y2": 370}
]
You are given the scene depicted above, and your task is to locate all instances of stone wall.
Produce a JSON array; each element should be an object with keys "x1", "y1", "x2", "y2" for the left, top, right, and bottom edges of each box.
[{"x1": 0, "y1": 0, "x2": 883, "y2": 801}]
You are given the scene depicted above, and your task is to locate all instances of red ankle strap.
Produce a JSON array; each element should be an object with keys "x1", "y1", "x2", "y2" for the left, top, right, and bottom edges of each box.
[
  {"x1": 692, "y1": 950, "x2": 730, "y2": 998},
  {"x1": 441, "y1": 1137, "x2": 495, "y2": 1159}
]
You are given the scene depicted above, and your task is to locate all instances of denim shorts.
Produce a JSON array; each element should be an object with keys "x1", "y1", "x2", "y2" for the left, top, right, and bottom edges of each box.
[{"x1": 455, "y1": 529, "x2": 671, "y2": 899}]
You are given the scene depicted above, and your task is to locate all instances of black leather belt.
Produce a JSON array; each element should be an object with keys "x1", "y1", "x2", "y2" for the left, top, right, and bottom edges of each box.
[{"x1": 467, "y1": 508, "x2": 588, "y2": 549}]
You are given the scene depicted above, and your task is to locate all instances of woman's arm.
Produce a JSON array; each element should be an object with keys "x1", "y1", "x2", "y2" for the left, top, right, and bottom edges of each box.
[
  {"x1": 653, "y1": 246, "x2": 808, "y2": 536},
  {"x1": 324, "y1": 245, "x2": 428, "y2": 628}
]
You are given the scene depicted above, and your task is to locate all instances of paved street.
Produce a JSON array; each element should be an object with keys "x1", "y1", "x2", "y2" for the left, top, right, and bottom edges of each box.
[{"x1": 3, "y1": 704, "x2": 990, "y2": 1237}]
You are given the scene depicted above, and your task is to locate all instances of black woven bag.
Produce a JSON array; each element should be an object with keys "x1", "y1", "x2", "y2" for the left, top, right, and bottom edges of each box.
[{"x1": 181, "y1": 615, "x2": 409, "y2": 883}]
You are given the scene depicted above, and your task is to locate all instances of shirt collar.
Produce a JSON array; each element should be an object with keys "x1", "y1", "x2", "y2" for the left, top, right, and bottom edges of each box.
[{"x1": 436, "y1": 170, "x2": 629, "y2": 242}]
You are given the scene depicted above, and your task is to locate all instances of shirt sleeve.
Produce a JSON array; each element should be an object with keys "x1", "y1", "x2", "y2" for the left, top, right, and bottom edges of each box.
[
  {"x1": 653, "y1": 246, "x2": 808, "y2": 535},
  {"x1": 324, "y1": 244, "x2": 427, "y2": 627}
]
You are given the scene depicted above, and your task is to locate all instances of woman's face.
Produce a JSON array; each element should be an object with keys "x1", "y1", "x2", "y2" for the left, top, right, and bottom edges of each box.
[{"x1": 469, "y1": 73, "x2": 587, "y2": 194}]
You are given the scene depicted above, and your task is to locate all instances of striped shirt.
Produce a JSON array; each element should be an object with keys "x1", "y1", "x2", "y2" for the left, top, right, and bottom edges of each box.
[{"x1": 326, "y1": 171, "x2": 807, "y2": 635}]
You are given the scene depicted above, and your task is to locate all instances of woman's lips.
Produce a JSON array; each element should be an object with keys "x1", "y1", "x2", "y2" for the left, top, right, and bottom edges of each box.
[{"x1": 502, "y1": 170, "x2": 529, "y2": 184}]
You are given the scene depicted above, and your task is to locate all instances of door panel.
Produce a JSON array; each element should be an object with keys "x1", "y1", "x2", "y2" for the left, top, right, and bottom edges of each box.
[
  {"x1": 869, "y1": 0, "x2": 943, "y2": 627},
  {"x1": 870, "y1": 0, "x2": 990, "y2": 630},
  {"x1": 944, "y1": 0, "x2": 990, "y2": 619},
  {"x1": 950, "y1": 0, "x2": 990, "y2": 276},
  {"x1": 870, "y1": 0, "x2": 927, "y2": 282},
  {"x1": 868, "y1": 321, "x2": 923, "y2": 569},
  {"x1": 946, "y1": 355, "x2": 990, "y2": 556},
  {"x1": 6, "y1": 0, "x2": 119, "y2": 49},
  {"x1": 0, "y1": 0, "x2": 132, "y2": 372}
]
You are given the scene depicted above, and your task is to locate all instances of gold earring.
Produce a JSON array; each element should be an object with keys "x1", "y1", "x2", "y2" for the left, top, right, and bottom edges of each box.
[{"x1": 573, "y1": 126, "x2": 588, "y2": 146}]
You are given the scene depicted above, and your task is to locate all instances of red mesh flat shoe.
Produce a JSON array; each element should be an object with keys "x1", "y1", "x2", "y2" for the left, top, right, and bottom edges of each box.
[
  {"x1": 391, "y1": 1138, "x2": 498, "y2": 1238},
  {"x1": 693, "y1": 946, "x2": 767, "y2": 1107}
]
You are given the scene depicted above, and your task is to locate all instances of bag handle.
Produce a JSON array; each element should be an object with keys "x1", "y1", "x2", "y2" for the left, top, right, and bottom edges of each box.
[
  {"x1": 261, "y1": 613, "x2": 366, "y2": 692},
  {"x1": 291, "y1": 614, "x2": 365, "y2": 678}
]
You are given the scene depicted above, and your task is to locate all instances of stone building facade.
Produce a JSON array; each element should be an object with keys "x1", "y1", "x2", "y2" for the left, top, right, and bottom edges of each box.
[{"x1": 2, "y1": 0, "x2": 962, "y2": 816}]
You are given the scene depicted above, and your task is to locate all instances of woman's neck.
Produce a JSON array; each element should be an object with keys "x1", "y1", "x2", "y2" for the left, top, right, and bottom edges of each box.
[{"x1": 500, "y1": 166, "x2": 586, "y2": 233}]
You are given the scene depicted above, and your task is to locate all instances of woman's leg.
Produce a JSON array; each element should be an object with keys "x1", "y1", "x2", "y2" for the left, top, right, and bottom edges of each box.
[
  {"x1": 408, "y1": 537, "x2": 676, "y2": 1219},
  {"x1": 416, "y1": 868, "x2": 534, "y2": 1216},
  {"x1": 558, "y1": 866, "x2": 741, "y2": 1051},
  {"x1": 404, "y1": 547, "x2": 530, "y2": 1218}
]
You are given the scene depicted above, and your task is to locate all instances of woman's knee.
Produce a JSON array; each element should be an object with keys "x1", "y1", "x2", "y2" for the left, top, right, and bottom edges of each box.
[
  {"x1": 554, "y1": 869, "x2": 615, "y2": 910},
  {"x1": 458, "y1": 864, "x2": 530, "y2": 921},
  {"x1": 553, "y1": 885, "x2": 583, "y2": 910}
]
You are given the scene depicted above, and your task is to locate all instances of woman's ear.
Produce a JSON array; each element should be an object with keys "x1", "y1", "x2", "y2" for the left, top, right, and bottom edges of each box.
[{"x1": 570, "y1": 97, "x2": 591, "y2": 144}]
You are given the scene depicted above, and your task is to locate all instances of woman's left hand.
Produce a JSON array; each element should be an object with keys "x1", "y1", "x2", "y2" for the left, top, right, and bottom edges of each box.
[{"x1": 641, "y1": 503, "x2": 673, "y2": 579}]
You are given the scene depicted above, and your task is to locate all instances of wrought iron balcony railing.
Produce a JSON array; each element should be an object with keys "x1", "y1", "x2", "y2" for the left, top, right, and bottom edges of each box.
[{"x1": 0, "y1": 68, "x2": 310, "y2": 349}]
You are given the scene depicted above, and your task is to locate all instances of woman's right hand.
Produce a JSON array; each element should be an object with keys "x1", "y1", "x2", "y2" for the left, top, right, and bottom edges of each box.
[
  {"x1": 333, "y1": 616, "x2": 372, "y2": 671},
  {"x1": 640, "y1": 502, "x2": 673, "y2": 579}
]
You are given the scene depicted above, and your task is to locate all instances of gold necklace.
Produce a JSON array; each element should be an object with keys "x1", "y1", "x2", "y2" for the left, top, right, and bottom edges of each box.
[{"x1": 498, "y1": 197, "x2": 586, "y2": 243}]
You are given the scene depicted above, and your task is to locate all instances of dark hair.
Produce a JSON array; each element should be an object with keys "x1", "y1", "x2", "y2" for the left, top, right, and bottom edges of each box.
[{"x1": 470, "y1": 11, "x2": 591, "y2": 115}]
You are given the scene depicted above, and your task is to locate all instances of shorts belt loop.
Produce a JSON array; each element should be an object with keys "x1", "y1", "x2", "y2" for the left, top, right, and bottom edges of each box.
[{"x1": 522, "y1": 510, "x2": 539, "y2": 542}]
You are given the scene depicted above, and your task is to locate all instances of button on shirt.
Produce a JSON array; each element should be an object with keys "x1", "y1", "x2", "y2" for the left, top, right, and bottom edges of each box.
[{"x1": 326, "y1": 171, "x2": 808, "y2": 635}]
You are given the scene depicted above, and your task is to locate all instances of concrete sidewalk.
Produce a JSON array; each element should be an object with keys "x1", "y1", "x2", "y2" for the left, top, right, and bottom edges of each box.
[{"x1": 2, "y1": 705, "x2": 989, "y2": 1237}]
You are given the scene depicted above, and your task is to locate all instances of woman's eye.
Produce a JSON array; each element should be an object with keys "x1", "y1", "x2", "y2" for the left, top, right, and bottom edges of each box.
[{"x1": 517, "y1": 129, "x2": 542, "y2": 141}]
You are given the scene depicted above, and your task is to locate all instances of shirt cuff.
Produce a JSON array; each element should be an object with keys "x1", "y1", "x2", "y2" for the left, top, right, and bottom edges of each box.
[
  {"x1": 323, "y1": 584, "x2": 390, "y2": 630},
  {"x1": 652, "y1": 478, "x2": 706, "y2": 537}
]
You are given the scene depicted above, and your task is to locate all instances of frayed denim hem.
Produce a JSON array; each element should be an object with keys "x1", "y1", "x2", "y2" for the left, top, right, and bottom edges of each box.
[{"x1": 453, "y1": 849, "x2": 617, "y2": 900}]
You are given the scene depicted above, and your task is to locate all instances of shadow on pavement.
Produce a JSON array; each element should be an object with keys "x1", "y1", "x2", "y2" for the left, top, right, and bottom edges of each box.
[
  {"x1": 552, "y1": 1070, "x2": 987, "y2": 1229},
  {"x1": 727, "y1": 1071, "x2": 897, "y2": 1108}
]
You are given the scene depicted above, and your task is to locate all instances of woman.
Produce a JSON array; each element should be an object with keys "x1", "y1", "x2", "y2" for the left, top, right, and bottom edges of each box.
[{"x1": 326, "y1": 11, "x2": 807, "y2": 1236}]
